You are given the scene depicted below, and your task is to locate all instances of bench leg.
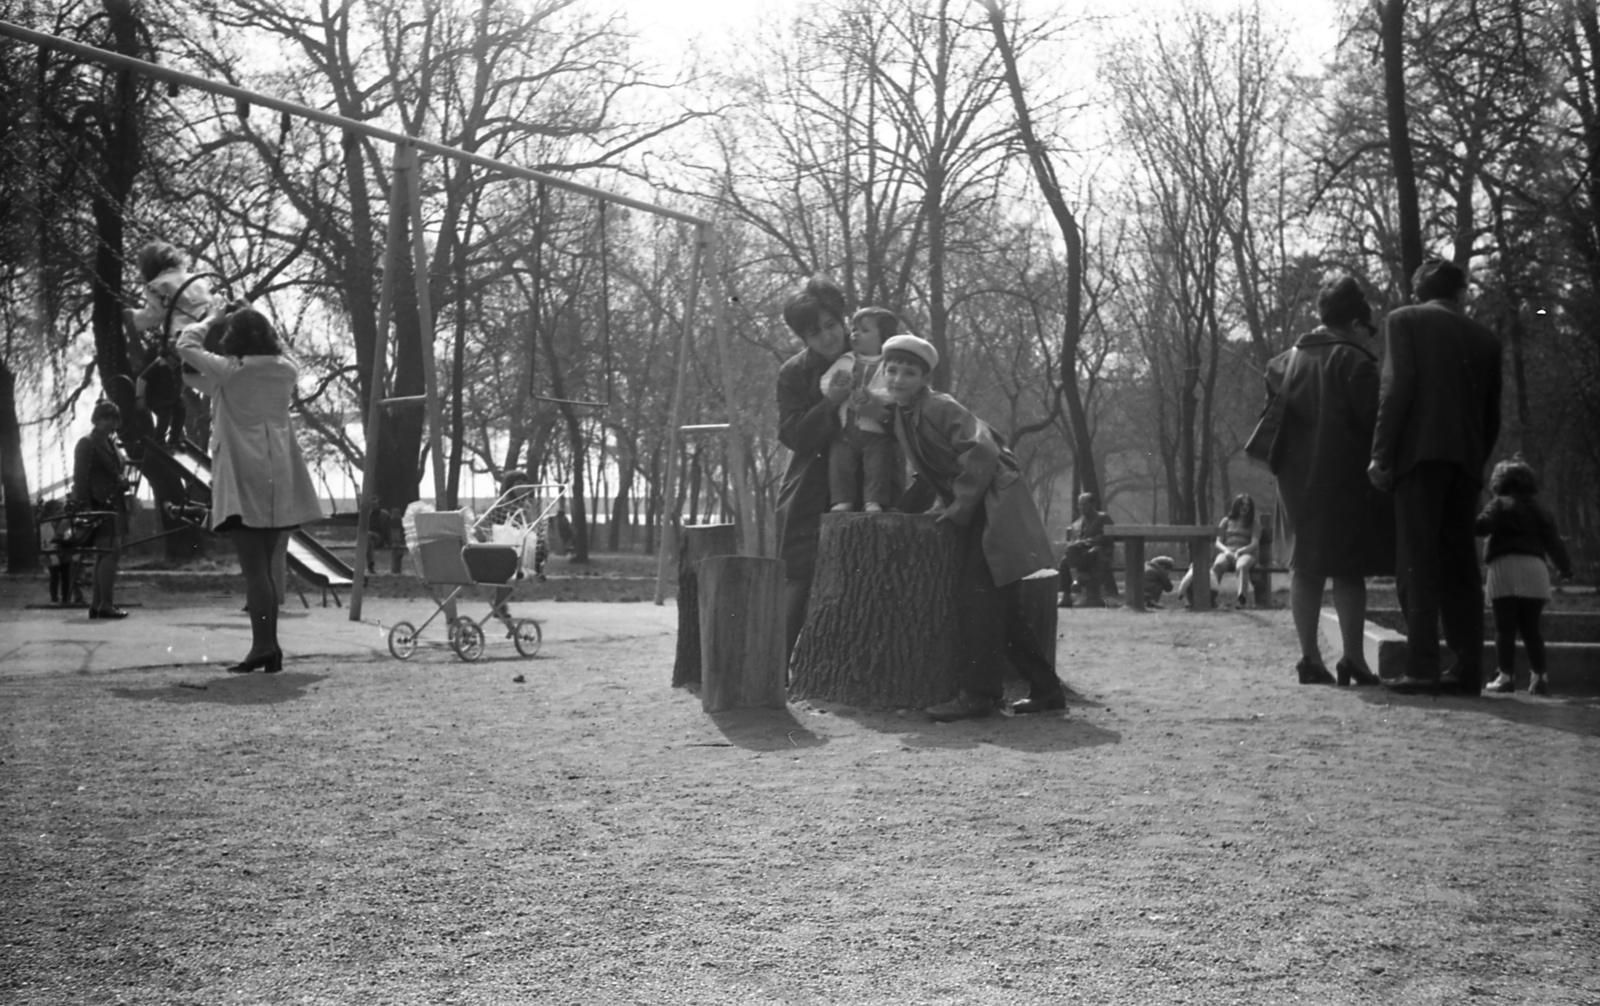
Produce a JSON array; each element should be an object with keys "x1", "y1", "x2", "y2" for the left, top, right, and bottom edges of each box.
[
  {"x1": 1125, "y1": 538, "x2": 1146, "y2": 612},
  {"x1": 1189, "y1": 537, "x2": 1213, "y2": 611}
]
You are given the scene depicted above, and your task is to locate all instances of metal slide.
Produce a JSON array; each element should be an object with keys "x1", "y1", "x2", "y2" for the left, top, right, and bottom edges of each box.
[{"x1": 142, "y1": 441, "x2": 355, "y2": 590}]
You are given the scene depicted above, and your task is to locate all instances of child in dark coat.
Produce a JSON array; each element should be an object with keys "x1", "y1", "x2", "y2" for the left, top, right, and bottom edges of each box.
[
  {"x1": 881, "y1": 334, "x2": 1067, "y2": 722},
  {"x1": 1476, "y1": 458, "x2": 1573, "y2": 695}
]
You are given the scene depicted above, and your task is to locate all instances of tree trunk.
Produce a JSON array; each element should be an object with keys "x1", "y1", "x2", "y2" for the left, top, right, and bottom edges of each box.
[
  {"x1": 790, "y1": 513, "x2": 962, "y2": 710},
  {"x1": 0, "y1": 360, "x2": 40, "y2": 573},
  {"x1": 672, "y1": 522, "x2": 739, "y2": 687},
  {"x1": 609, "y1": 455, "x2": 634, "y2": 552},
  {"x1": 982, "y1": 0, "x2": 1100, "y2": 502},
  {"x1": 698, "y1": 555, "x2": 787, "y2": 713},
  {"x1": 1377, "y1": 0, "x2": 1424, "y2": 296}
]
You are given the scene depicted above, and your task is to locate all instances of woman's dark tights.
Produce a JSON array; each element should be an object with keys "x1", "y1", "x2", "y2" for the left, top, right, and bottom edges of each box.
[
  {"x1": 1492, "y1": 596, "x2": 1546, "y2": 673},
  {"x1": 231, "y1": 527, "x2": 283, "y2": 659}
]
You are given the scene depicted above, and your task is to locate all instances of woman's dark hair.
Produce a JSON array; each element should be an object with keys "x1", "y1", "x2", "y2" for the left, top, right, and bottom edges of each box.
[
  {"x1": 1490, "y1": 457, "x2": 1538, "y2": 497},
  {"x1": 91, "y1": 400, "x2": 121, "y2": 425},
  {"x1": 221, "y1": 307, "x2": 283, "y2": 356},
  {"x1": 1316, "y1": 275, "x2": 1372, "y2": 328},
  {"x1": 135, "y1": 241, "x2": 184, "y2": 283},
  {"x1": 781, "y1": 275, "x2": 847, "y2": 340},
  {"x1": 1413, "y1": 258, "x2": 1468, "y2": 302},
  {"x1": 1227, "y1": 493, "x2": 1256, "y2": 526}
]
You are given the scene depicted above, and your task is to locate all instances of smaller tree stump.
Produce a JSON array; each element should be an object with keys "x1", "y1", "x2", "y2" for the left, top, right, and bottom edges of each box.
[
  {"x1": 698, "y1": 555, "x2": 787, "y2": 713},
  {"x1": 672, "y1": 523, "x2": 739, "y2": 687},
  {"x1": 1012, "y1": 572, "x2": 1060, "y2": 680},
  {"x1": 790, "y1": 513, "x2": 963, "y2": 709}
]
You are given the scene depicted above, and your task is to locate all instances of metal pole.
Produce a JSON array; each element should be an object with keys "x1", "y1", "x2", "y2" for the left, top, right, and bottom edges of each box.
[
  {"x1": 704, "y1": 228, "x2": 760, "y2": 557},
  {"x1": 349, "y1": 143, "x2": 409, "y2": 621},
  {"x1": 0, "y1": 20, "x2": 710, "y2": 228},
  {"x1": 652, "y1": 228, "x2": 708, "y2": 605}
]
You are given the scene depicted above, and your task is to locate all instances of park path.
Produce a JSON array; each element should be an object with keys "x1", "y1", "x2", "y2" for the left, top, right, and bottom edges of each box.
[{"x1": 2, "y1": 596, "x2": 1597, "y2": 1004}]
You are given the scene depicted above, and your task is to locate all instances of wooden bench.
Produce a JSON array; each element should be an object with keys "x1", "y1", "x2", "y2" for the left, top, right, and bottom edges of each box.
[
  {"x1": 1106, "y1": 525, "x2": 1217, "y2": 612},
  {"x1": 1107, "y1": 524, "x2": 1277, "y2": 612}
]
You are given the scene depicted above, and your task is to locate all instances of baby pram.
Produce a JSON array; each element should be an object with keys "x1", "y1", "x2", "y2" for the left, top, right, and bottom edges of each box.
[{"x1": 387, "y1": 483, "x2": 565, "y2": 662}]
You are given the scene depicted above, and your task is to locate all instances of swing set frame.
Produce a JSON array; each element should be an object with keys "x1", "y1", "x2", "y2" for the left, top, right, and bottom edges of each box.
[{"x1": 0, "y1": 18, "x2": 759, "y2": 615}]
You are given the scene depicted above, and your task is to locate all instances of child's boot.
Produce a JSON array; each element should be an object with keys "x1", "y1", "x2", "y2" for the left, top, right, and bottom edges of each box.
[{"x1": 1529, "y1": 672, "x2": 1550, "y2": 696}]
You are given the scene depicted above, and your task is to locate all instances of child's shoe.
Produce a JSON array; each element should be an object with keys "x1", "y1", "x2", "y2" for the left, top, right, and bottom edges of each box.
[
  {"x1": 1486, "y1": 671, "x2": 1515, "y2": 693},
  {"x1": 829, "y1": 502, "x2": 854, "y2": 512},
  {"x1": 1529, "y1": 673, "x2": 1550, "y2": 696},
  {"x1": 864, "y1": 502, "x2": 883, "y2": 513}
]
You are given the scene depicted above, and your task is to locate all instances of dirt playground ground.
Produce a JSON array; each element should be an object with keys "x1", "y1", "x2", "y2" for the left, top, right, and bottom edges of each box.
[{"x1": 2, "y1": 571, "x2": 1598, "y2": 1004}]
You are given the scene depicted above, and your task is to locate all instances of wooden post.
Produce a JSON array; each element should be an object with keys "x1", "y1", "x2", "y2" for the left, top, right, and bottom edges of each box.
[
  {"x1": 704, "y1": 229, "x2": 760, "y2": 557},
  {"x1": 349, "y1": 142, "x2": 409, "y2": 622},
  {"x1": 1189, "y1": 534, "x2": 1214, "y2": 611},
  {"x1": 1252, "y1": 523, "x2": 1274, "y2": 608},
  {"x1": 698, "y1": 555, "x2": 787, "y2": 713},
  {"x1": 1124, "y1": 537, "x2": 1147, "y2": 612},
  {"x1": 652, "y1": 230, "x2": 707, "y2": 605},
  {"x1": 672, "y1": 522, "x2": 739, "y2": 687},
  {"x1": 790, "y1": 513, "x2": 963, "y2": 710}
]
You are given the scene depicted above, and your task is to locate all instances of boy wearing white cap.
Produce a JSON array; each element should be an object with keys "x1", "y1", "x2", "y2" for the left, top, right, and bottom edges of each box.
[{"x1": 880, "y1": 334, "x2": 1068, "y2": 721}]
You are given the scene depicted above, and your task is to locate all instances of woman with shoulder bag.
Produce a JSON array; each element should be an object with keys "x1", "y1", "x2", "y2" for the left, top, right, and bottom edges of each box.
[{"x1": 1273, "y1": 276, "x2": 1395, "y2": 686}]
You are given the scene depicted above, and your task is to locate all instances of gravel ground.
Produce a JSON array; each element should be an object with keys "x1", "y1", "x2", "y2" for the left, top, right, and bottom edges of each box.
[{"x1": 2, "y1": 602, "x2": 1598, "y2": 1004}]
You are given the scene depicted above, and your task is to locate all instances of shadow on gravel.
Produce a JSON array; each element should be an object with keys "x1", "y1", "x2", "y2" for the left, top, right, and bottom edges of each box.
[
  {"x1": 797, "y1": 700, "x2": 1121, "y2": 753},
  {"x1": 895, "y1": 716, "x2": 1121, "y2": 753},
  {"x1": 710, "y1": 707, "x2": 826, "y2": 751},
  {"x1": 1356, "y1": 689, "x2": 1600, "y2": 738},
  {"x1": 109, "y1": 671, "x2": 328, "y2": 706}
]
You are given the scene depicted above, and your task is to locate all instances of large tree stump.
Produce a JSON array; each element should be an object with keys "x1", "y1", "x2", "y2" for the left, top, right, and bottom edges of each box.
[
  {"x1": 789, "y1": 513, "x2": 963, "y2": 709},
  {"x1": 698, "y1": 556, "x2": 787, "y2": 713},
  {"x1": 672, "y1": 523, "x2": 739, "y2": 687}
]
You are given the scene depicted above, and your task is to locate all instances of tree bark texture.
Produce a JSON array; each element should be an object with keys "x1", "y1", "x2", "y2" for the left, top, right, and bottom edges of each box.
[
  {"x1": 698, "y1": 556, "x2": 787, "y2": 713},
  {"x1": 0, "y1": 360, "x2": 40, "y2": 572},
  {"x1": 1377, "y1": 0, "x2": 1424, "y2": 295},
  {"x1": 789, "y1": 513, "x2": 962, "y2": 710},
  {"x1": 672, "y1": 523, "x2": 739, "y2": 687}
]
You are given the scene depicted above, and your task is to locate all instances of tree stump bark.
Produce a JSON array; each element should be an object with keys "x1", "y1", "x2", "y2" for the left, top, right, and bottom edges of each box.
[
  {"x1": 672, "y1": 522, "x2": 739, "y2": 687},
  {"x1": 789, "y1": 513, "x2": 963, "y2": 710},
  {"x1": 698, "y1": 555, "x2": 787, "y2": 713}
]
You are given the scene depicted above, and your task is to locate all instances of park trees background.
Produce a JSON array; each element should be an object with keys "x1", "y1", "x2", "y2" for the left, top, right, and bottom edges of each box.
[{"x1": 0, "y1": 0, "x2": 1597, "y2": 577}]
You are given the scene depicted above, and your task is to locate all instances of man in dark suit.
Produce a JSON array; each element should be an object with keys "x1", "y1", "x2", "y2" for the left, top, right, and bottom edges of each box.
[{"x1": 1369, "y1": 259, "x2": 1502, "y2": 695}]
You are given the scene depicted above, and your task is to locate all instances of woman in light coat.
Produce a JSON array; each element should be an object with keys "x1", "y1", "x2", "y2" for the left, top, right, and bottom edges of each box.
[{"x1": 178, "y1": 304, "x2": 323, "y2": 672}]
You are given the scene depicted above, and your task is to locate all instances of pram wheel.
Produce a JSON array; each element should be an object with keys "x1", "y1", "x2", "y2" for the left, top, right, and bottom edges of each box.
[
  {"x1": 450, "y1": 617, "x2": 486, "y2": 662},
  {"x1": 511, "y1": 618, "x2": 542, "y2": 658},
  {"x1": 387, "y1": 621, "x2": 419, "y2": 660}
]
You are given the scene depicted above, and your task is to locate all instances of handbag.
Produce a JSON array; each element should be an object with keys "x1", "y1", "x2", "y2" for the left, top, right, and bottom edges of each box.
[{"x1": 1244, "y1": 348, "x2": 1295, "y2": 470}]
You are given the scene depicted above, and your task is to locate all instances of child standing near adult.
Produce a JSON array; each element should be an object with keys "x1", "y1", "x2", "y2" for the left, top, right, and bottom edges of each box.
[
  {"x1": 879, "y1": 333, "x2": 1067, "y2": 721},
  {"x1": 1476, "y1": 458, "x2": 1573, "y2": 695},
  {"x1": 125, "y1": 241, "x2": 210, "y2": 446},
  {"x1": 824, "y1": 307, "x2": 900, "y2": 513},
  {"x1": 125, "y1": 241, "x2": 212, "y2": 339}
]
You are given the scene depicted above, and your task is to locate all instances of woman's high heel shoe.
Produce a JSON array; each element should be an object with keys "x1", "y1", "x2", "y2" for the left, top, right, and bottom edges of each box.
[
  {"x1": 1336, "y1": 657, "x2": 1381, "y2": 687},
  {"x1": 1296, "y1": 658, "x2": 1335, "y2": 685},
  {"x1": 227, "y1": 649, "x2": 283, "y2": 674}
]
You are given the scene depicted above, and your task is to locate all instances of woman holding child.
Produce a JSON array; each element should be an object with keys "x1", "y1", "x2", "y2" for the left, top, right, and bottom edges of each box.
[{"x1": 775, "y1": 277, "x2": 853, "y2": 659}]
